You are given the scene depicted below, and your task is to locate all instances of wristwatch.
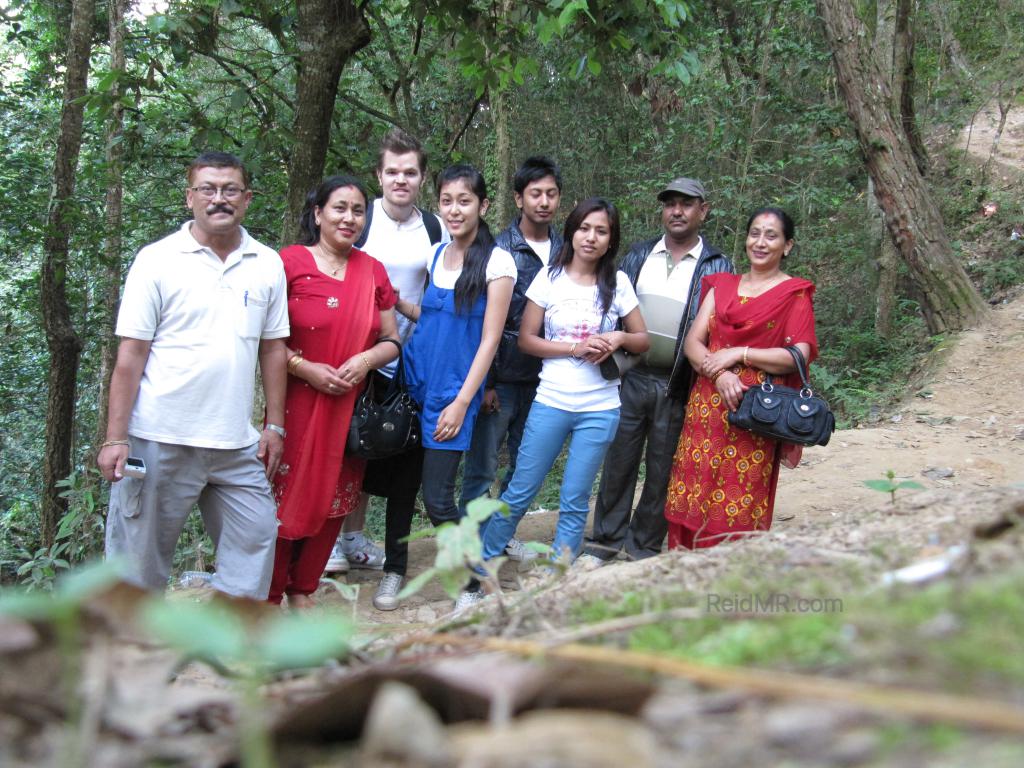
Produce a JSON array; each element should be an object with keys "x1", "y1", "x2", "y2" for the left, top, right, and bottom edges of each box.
[{"x1": 265, "y1": 423, "x2": 286, "y2": 438}]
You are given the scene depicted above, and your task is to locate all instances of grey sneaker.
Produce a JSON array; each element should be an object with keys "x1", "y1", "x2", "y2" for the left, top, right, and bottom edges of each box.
[
  {"x1": 324, "y1": 540, "x2": 350, "y2": 573},
  {"x1": 341, "y1": 534, "x2": 386, "y2": 570},
  {"x1": 504, "y1": 537, "x2": 539, "y2": 562},
  {"x1": 452, "y1": 589, "x2": 484, "y2": 615},
  {"x1": 179, "y1": 571, "x2": 213, "y2": 588},
  {"x1": 373, "y1": 572, "x2": 404, "y2": 611}
]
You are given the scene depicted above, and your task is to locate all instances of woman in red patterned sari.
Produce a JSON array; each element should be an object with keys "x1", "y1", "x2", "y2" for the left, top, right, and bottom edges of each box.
[
  {"x1": 665, "y1": 207, "x2": 817, "y2": 549},
  {"x1": 269, "y1": 176, "x2": 399, "y2": 605}
]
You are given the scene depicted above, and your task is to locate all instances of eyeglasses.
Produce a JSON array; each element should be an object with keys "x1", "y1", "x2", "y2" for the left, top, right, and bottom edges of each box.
[{"x1": 190, "y1": 184, "x2": 247, "y2": 200}]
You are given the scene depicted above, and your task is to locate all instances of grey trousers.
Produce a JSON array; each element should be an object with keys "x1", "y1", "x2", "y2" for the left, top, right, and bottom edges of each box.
[
  {"x1": 105, "y1": 437, "x2": 279, "y2": 599},
  {"x1": 585, "y1": 368, "x2": 686, "y2": 560}
]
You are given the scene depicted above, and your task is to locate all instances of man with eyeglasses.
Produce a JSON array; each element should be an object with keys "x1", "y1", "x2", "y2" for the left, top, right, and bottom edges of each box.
[{"x1": 98, "y1": 151, "x2": 289, "y2": 600}]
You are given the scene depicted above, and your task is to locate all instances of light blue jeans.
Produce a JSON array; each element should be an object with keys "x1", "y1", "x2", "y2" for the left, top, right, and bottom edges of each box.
[
  {"x1": 480, "y1": 402, "x2": 620, "y2": 562},
  {"x1": 459, "y1": 381, "x2": 536, "y2": 515}
]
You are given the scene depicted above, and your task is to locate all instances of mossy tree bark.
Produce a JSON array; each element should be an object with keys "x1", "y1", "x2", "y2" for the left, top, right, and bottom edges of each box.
[
  {"x1": 40, "y1": 0, "x2": 93, "y2": 546},
  {"x1": 281, "y1": 0, "x2": 370, "y2": 244},
  {"x1": 817, "y1": 0, "x2": 988, "y2": 334}
]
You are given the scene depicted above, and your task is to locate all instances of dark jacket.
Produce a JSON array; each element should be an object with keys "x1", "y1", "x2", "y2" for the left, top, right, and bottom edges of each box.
[
  {"x1": 490, "y1": 217, "x2": 564, "y2": 385},
  {"x1": 619, "y1": 236, "x2": 733, "y2": 398}
]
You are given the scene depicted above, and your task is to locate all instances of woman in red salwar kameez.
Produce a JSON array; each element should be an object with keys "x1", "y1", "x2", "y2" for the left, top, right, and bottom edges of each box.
[
  {"x1": 665, "y1": 207, "x2": 818, "y2": 549},
  {"x1": 268, "y1": 176, "x2": 400, "y2": 605}
]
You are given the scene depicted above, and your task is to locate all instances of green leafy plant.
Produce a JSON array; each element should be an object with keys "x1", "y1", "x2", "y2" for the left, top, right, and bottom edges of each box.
[
  {"x1": 863, "y1": 469, "x2": 925, "y2": 504},
  {"x1": 13, "y1": 469, "x2": 108, "y2": 590},
  {"x1": 398, "y1": 497, "x2": 550, "y2": 606}
]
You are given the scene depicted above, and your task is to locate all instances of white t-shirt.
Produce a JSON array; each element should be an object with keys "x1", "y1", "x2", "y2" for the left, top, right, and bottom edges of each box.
[
  {"x1": 360, "y1": 198, "x2": 449, "y2": 374},
  {"x1": 525, "y1": 268, "x2": 640, "y2": 412},
  {"x1": 635, "y1": 236, "x2": 702, "y2": 368},
  {"x1": 115, "y1": 223, "x2": 290, "y2": 449},
  {"x1": 425, "y1": 244, "x2": 517, "y2": 288},
  {"x1": 523, "y1": 237, "x2": 552, "y2": 264}
]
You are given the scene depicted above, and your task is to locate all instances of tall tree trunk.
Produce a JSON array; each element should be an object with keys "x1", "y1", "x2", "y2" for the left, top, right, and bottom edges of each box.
[
  {"x1": 817, "y1": 0, "x2": 988, "y2": 334},
  {"x1": 492, "y1": 87, "x2": 513, "y2": 227},
  {"x1": 281, "y1": 0, "x2": 370, "y2": 244},
  {"x1": 489, "y1": 0, "x2": 515, "y2": 227},
  {"x1": 894, "y1": 0, "x2": 928, "y2": 174},
  {"x1": 93, "y1": 0, "x2": 129, "y2": 465},
  {"x1": 871, "y1": 0, "x2": 901, "y2": 338},
  {"x1": 40, "y1": 0, "x2": 93, "y2": 546}
]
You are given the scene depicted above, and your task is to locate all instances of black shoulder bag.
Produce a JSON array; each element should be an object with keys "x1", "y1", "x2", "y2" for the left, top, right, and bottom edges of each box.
[
  {"x1": 346, "y1": 339, "x2": 421, "y2": 460},
  {"x1": 727, "y1": 346, "x2": 835, "y2": 447}
]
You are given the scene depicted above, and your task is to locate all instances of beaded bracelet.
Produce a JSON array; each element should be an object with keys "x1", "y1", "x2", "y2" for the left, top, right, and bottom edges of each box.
[
  {"x1": 101, "y1": 439, "x2": 129, "y2": 448},
  {"x1": 360, "y1": 353, "x2": 372, "y2": 371}
]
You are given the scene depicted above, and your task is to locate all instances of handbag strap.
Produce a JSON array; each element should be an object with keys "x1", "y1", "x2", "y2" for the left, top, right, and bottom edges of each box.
[
  {"x1": 375, "y1": 337, "x2": 407, "y2": 393},
  {"x1": 785, "y1": 345, "x2": 812, "y2": 391}
]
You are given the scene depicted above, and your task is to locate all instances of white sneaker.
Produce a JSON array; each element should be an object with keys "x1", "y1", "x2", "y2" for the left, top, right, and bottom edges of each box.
[
  {"x1": 373, "y1": 572, "x2": 404, "y2": 611},
  {"x1": 504, "y1": 537, "x2": 539, "y2": 562},
  {"x1": 341, "y1": 534, "x2": 385, "y2": 570},
  {"x1": 179, "y1": 571, "x2": 213, "y2": 588},
  {"x1": 574, "y1": 553, "x2": 611, "y2": 571},
  {"x1": 324, "y1": 540, "x2": 350, "y2": 573},
  {"x1": 452, "y1": 589, "x2": 484, "y2": 615}
]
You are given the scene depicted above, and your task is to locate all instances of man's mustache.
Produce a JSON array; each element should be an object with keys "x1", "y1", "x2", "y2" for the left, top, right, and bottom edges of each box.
[{"x1": 206, "y1": 203, "x2": 234, "y2": 215}]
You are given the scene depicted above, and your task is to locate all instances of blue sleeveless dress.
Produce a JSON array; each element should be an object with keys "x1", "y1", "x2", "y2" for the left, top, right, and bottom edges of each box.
[{"x1": 403, "y1": 243, "x2": 488, "y2": 451}]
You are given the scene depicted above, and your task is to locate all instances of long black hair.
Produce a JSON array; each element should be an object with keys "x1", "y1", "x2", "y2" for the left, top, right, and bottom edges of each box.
[
  {"x1": 549, "y1": 197, "x2": 621, "y2": 314},
  {"x1": 437, "y1": 164, "x2": 494, "y2": 313},
  {"x1": 296, "y1": 175, "x2": 369, "y2": 246}
]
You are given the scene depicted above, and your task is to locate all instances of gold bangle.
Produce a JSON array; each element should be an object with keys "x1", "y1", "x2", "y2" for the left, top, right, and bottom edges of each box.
[
  {"x1": 287, "y1": 355, "x2": 304, "y2": 373},
  {"x1": 101, "y1": 439, "x2": 129, "y2": 448},
  {"x1": 360, "y1": 353, "x2": 372, "y2": 371},
  {"x1": 743, "y1": 346, "x2": 750, "y2": 367},
  {"x1": 711, "y1": 370, "x2": 725, "y2": 383},
  {"x1": 569, "y1": 342, "x2": 578, "y2": 358}
]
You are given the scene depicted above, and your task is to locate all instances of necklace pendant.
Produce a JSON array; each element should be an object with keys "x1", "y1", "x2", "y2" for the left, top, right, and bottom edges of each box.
[{"x1": 327, "y1": 296, "x2": 339, "y2": 309}]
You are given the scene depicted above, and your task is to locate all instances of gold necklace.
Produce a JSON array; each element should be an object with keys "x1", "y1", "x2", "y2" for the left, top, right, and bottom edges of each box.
[{"x1": 315, "y1": 243, "x2": 348, "y2": 276}]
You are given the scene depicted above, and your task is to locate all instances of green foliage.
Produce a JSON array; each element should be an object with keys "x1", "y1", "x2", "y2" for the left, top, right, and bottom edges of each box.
[
  {"x1": 399, "y1": 496, "x2": 533, "y2": 601},
  {"x1": 141, "y1": 599, "x2": 355, "y2": 672},
  {"x1": 863, "y1": 470, "x2": 925, "y2": 504}
]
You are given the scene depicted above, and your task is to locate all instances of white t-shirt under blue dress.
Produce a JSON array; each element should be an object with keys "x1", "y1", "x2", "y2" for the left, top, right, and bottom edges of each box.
[{"x1": 525, "y1": 267, "x2": 640, "y2": 412}]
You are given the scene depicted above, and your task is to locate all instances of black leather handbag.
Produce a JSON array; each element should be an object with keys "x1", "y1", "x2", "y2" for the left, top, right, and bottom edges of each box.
[
  {"x1": 727, "y1": 346, "x2": 835, "y2": 447},
  {"x1": 346, "y1": 340, "x2": 421, "y2": 460}
]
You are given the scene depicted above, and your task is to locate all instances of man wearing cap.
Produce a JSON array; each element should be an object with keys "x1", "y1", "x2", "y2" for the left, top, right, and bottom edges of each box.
[{"x1": 580, "y1": 178, "x2": 732, "y2": 566}]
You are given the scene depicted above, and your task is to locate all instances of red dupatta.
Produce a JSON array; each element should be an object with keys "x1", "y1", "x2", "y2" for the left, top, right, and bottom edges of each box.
[
  {"x1": 703, "y1": 272, "x2": 818, "y2": 468},
  {"x1": 276, "y1": 246, "x2": 376, "y2": 539}
]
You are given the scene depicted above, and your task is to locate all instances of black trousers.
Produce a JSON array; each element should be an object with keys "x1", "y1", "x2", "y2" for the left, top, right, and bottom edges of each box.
[
  {"x1": 585, "y1": 368, "x2": 686, "y2": 560},
  {"x1": 364, "y1": 442, "x2": 425, "y2": 577}
]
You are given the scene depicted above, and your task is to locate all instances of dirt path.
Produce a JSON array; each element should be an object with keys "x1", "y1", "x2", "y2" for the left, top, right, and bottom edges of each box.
[
  {"x1": 957, "y1": 100, "x2": 1024, "y2": 182},
  {"x1": 336, "y1": 294, "x2": 1024, "y2": 627}
]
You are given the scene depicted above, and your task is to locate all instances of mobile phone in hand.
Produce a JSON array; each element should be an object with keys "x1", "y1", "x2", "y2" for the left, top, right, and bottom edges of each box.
[{"x1": 123, "y1": 456, "x2": 146, "y2": 479}]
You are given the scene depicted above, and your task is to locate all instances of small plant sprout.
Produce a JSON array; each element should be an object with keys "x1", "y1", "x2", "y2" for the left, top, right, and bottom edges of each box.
[{"x1": 863, "y1": 469, "x2": 924, "y2": 504}]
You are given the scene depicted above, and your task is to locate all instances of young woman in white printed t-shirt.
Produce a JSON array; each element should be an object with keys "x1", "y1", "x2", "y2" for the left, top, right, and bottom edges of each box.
[{"x1": 477, "y1": 197, "x2": 649, "y2": 570}]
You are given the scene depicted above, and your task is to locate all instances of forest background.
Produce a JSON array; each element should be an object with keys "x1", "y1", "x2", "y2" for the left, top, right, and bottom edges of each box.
[{"x1": 0, "y1": 0, "x2": 1021, "y2": 586}]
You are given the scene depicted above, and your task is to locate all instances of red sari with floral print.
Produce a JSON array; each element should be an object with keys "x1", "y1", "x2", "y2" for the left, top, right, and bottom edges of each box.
[
  {"x1": 273, "y1": 245, "x2": 396, "y2": 540},
  {"x1": 665, "y1": 272, "x2": 817, "y2": 549}
]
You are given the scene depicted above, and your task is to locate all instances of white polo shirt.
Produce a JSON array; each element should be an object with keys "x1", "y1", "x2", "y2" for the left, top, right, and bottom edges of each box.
[
  {"x1": 360, "y1": 198, "x2": 449, "y2": 376},
  {"x1": 116, "y1": 222, "x2": 290, "y2": 449}
]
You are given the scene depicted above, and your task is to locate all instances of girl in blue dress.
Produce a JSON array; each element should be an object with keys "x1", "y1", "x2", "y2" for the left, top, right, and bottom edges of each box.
[{"x1": 396, "y1": 165, "x2": 516, "y2": 528}]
